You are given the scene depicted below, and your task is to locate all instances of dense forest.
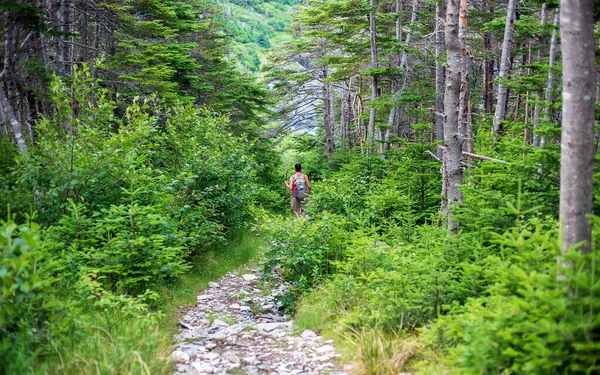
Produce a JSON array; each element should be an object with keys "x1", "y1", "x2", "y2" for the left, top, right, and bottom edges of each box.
[{"x1": 1, "y1": 0, "x2": 599, "y2": 374}]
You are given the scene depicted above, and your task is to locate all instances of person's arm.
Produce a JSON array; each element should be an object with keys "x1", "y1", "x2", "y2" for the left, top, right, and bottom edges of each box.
[
  {"x1": 304, "y1": 174, "x2": 311, "y2": 194},
  {"x1": 285, "y1": 176, "x2": 294, "y2": 191}
]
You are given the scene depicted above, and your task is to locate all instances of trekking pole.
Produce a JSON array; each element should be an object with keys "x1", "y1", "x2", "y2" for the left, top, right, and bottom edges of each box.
[{"x1": 283, "y1": 168, "x2": 290, "y2": 218}]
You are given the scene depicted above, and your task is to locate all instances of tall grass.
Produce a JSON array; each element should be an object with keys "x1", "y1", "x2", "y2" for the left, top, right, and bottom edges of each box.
[{"x1": 34, "y1": 230, "x2": 262, "y2": 375}]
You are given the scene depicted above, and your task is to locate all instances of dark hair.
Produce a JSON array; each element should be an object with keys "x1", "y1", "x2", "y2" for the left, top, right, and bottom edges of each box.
[{"x1": 294, "y1": 163, "x2": 302, "y2": 172}]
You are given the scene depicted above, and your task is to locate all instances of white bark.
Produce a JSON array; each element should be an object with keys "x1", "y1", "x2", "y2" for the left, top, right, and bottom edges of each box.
[
  {"x1": 559, "y1": 0, "x2": 596, "y2": 253},
  {"x1": 492, "y1": 0, "x2": 517, "y2": 139},
  {"x1": 443, "y1": 0, "x2": 463, "y2": 232},
  {"x1": 0, "y1": 86, "x2": 28, "y2": 153}
]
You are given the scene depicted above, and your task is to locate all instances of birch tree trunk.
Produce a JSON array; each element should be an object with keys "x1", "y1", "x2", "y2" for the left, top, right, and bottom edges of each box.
[
  {"x1": 492, "y1": 0, "x2": 517, "y2": 139},
  {"x1": 435, "y1": 0, "x2": 445, "y2": 158},
  {"x1": 539, "y1": 11, "x2": 560, "y2": 149},
  {"x1": 559, "y1": 0, "x2": 596, "y2": 254},
  {"x1": 0, "y1": 86, "x2": 28, "y2": 153},
  {"x1": 443, "y1": 0, "x2": 463, "y2": 232},
  {"x1": 368, "y1": 0, "x2": 378, "y2": 151}
]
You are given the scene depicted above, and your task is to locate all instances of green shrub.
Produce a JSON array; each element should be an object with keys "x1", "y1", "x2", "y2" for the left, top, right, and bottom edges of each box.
[
  {"x1": 0, "y1": 218, "x2": 54, "y2": 374},
  {"x1": 423, "y1": 220, "x2": 600, "y2": 375}
]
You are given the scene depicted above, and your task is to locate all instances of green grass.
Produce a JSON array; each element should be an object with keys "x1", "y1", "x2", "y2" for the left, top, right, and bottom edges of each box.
[{"x1": 30, "y1": 229, "x2": 263, "y2": 375}]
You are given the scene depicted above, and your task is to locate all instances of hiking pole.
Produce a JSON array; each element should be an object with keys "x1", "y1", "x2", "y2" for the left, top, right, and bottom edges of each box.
[{"x1": 283, "y1": 168, "x2": 290, "y2": 218}]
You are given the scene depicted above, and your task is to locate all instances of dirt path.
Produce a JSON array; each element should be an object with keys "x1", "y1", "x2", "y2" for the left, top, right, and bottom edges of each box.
[{"x1": 171, "y1": 267, "x2": 349, "y2": 375}]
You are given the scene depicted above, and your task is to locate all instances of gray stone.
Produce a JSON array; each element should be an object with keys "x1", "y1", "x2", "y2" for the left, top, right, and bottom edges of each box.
[
  {"x1": 208, "y1": 281, "x2": 219, "y2": 288},
  {"x1": 172, "y1": 350, "x2": 190, "y2": 363},
  {"x1": 223, "y1": 351, "x2": 240, "y2": 364},
  {"x1": 316, "y1": 344, "x2": 335, "y2": 354},
  {"x1": 211, "y1": 319, "x2": 230, "y2": 328},
  {"x1": 301, "y1": 329, "x2": 318, "y2": 340},
  {"x1": 191, "y1": 362, "x2": 215, "y2": 374},
  {"x1": 203, "y1": 352, "x2": 220, "y2": 361},
  {"x1": 242, "y1": 274, "x2": 257, "y2": 281}
]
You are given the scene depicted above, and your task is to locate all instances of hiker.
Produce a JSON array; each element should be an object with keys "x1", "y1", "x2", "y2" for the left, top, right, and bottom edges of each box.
[{"x1": 285, "y1": 163, "x2": 311, "y2": 218}]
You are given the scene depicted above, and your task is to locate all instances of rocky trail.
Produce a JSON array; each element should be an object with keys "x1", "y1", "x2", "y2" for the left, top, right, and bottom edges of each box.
[{"x1": 171, "y1": 268, "x2": 349, "y2": 375}]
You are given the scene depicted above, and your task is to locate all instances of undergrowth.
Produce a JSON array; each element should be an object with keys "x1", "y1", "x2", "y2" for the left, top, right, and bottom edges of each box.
[{"x1": 259, "y1": 141, "x2": 600, "y2": 374}]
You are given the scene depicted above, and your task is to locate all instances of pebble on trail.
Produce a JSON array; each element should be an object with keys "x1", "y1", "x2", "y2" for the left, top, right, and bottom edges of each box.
[{"x1": 172, "y1": 269, "x2": 349, "y2": 375}]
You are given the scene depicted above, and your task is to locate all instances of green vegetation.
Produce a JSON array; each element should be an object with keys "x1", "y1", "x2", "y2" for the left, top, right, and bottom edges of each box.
[
  {"x1": 220, "y1": 0, "x2": 301, "y2": 72},
  {"x1": 0, "y1": 67, "x2": 273, "y2": 373},
  {"x1": 2, "y1": 0, "x2": 599, "y2": 374},
  {"x1": 260, "y1": 129, "x2": 600, "y2": 374}
]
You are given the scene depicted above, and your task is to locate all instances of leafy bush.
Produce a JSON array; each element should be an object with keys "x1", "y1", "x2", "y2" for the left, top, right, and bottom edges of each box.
[
  {"x1": 0, "y1": 218, "x2": 54, "y2": 374},
  {"x1": 260, "y1": 215, "x2": 346, "y2": 304},
  {"x1": 423, "y1": 220, "x2": 600, "y2": 375}
]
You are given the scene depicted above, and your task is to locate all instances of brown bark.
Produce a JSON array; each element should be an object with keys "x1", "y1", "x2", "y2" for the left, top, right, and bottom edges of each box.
[
  {"x1": 368, "y1": 0, "x2": 378, "y2": 151},
  {"x1": 482, "y1": 0, "x2": 494, "y2": 115},
  {"x1": 435, "y1": 0, "x2": 445, "y2": 158},
  {"x1": 532, "y1": 4, "x2": 548, "y2": 148},
  {"x1": 323, "y1": 69, "x2": 336, "y2": 157},
  {"x1": 458, "y1": 0, "x2": 472, "y2": 154}
]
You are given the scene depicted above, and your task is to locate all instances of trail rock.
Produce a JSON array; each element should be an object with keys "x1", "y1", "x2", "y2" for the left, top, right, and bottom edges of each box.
[
  {"x1": 172, "y1": 268, "x2": 344, "y2": 374},
  {"x1": 242, "y1": 274, "x2": 257, "y2": 281},
  {"x1": 211, "y1": 319, "x2": 230, "y2": 328},
  {"x1": 191, "y1": 362, "x2": 216, "y2": 374}
]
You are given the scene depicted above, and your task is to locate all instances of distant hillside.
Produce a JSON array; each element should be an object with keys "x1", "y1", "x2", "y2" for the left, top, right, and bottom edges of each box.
[{"x1": 218, "y1": 0, "x2": 301, "y2": 72}]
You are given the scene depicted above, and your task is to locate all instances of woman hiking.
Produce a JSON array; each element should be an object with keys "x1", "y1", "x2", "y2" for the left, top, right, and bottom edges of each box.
[{"x1": 285, "y1": 163, "x2": 311, "y2": 218}]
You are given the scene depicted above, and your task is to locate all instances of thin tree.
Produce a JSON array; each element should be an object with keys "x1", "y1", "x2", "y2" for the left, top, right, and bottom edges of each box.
[
  {"x1": 458, "y1": 0, "x2": 472, "y2": 156},
  {"x1": 559, "y1": 0, "x2": 596, "y2": 253},
  {"x1": 442, "y1": 0, "x2": 462, "y2": 231},
  {"x1": 435, "y1": 0, "x2": 445, "y2": 158},
  {"x1": 531, "y1": 4, "x2": 548, "y2": 147},
  {"x1": 368, "y1": 0, "x2": 378, "y2": 151},
  {"x1": 538, "y1": 11, "x2": 559, "y2": 149},
  {"x1": 492, "y1": 0, "x2": 517, "y2": 139}
]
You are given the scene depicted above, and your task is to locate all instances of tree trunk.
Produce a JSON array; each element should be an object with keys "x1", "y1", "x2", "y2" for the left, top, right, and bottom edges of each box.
[
  {"x1": 532, "y1": 4, "x2": 548, "y2": 147},
  {"x1": 539, "y1": 10, "x2": 560, "y2": 149},
  {"x1": 458, "y1": 0, "x2": 471, "y2": 145},
  {"x1": 383, "y1": 0, "x2": 404, "y2": 154},
  {"x1": 435, "y1": 0, "x2": 445, "y2": 158},
  {"x1": 63, "y1": 0, "x2": 73, "y2": 75},
  {"x1": 443, "y1": 0, "x2": 463, "y2": 232},
  {"x1": 559, "y1": 0, "x2": 596, "y2": 254},
  {"x1": 323, "y1": 69, "x2": 336, "y2": 158},
  {"x1": 0, "y1": 86, "x2": 28, "y2": 153},
  {"x1": 368, "y1": 0, "x2": 378, "y2": 151},
  {"x1": 53, "y1": 0, "x2": 65, "y2": 76},
  {"x1": 492, "y1": 0, "x2": 517, "y2": 139},
  {"x1": 482, "y1": 0, "x2": 494, "y2": 115}
]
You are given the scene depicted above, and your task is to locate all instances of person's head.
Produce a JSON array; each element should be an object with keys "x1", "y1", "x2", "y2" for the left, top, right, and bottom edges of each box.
[{"x1": 295, "y1": 163, "x2": 302, "y2": 172}]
